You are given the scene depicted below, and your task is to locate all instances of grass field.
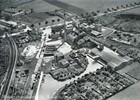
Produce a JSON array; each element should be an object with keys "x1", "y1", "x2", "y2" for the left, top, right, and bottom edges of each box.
[
  {"x1": 16, "y1": 12, "x2": 51, "y2": 24},
  {"x1": 59, "y1": 0, "x2": 140, "y2": 12},
  {"x1": 18, "y1": 0, "x2": 60, "y2": 12}
]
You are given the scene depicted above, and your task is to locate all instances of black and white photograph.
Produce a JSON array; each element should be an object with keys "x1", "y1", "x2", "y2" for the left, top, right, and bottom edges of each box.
[{"x1": 0, "y1": 0, "x2": 140, "y2": 100}]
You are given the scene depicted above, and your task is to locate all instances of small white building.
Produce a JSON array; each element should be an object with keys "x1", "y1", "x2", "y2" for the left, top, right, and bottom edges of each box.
[{"x1": 22, "y1": 45, "x2": 37, "y2": 60}]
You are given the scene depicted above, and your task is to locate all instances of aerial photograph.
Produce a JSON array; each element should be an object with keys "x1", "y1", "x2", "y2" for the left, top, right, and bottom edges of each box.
[{"x1": 0, "y1": 0, "x2": 140, "y2": 100}]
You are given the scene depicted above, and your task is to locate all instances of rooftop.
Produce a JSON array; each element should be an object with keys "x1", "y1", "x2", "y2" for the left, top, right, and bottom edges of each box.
[
  {"x1": 101, "y1": 28, "x2": 114, "y2": 37},
  {"x1": 77, "y1": 39, "x2": 85, "y2": 45},
  {"x1": 59, "y1": 59, "x2": 69, "y2": 67},
  {"x1": 91, "y1": 47, "x2": 132, "y2": 68},
  {"x1": 68, "y1": 32, "x2": 78, "y2": 40},
  {"x1": 91, "y1": 30, "x2": 101, "y2": 36}
]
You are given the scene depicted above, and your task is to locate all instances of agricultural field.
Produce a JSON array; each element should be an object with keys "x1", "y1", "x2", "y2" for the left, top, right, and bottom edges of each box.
[
  {"x1": 59, "y1": 0, "x2": 140, "y2": 12},
  {"x1": 96, "y1": 6, "x2": 140, "y2": 33},
  {"x1": 17, "y1": 0, "x2": 60, "y2": 12},
  {"x1": 0, "y1": 0, "x2": 33, "y2": 10},
  {"x1": 121, "y1": 6, "x2": 140, "y2": 15},
  {"x1": 14, "y1": 12, "x2": 51, "y2": 24}
]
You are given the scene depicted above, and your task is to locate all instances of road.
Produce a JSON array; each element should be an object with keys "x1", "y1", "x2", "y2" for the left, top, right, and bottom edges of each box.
[{"x1": 0, "y1": 34, "x2": 18, "y2": 100}]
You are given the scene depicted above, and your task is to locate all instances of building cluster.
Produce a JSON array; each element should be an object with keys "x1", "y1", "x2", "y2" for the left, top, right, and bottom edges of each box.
[
  {"x1": 109, "y1": 31, "x2": 139, "y2": 46},
  {"x1": 2, "y1": 7, "x2": 32, "y2": 18},
  {"x1": 44, "y1": 45, "x2": 57, "y2": 56},
  {"x1": 50, "y1": 51, "x2": 88, "y2": 81},
  {"x1": 13, "y1": 29, "x2": 41, "y2": 47},
  {"x1": 63, "y1": 20, "x2": 114, "y2": 50},
  {"x1": 58, "y1": 67, "x2": 134, "y2": 100}
]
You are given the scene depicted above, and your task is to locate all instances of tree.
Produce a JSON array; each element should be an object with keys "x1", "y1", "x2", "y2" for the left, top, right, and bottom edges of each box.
[
  {"x1": 107, "y1": 8, "x2": 111, "y2": 12},
  {"x1": 104, "y1": 11, "x2": 108, "y2": 14},
  {"x1": 130, "y1": 3, "x2": 133, "y2": 6},
  {"x1": 31, "y1": 24, "x2": 34, "y2": 28},
  {"x1": 52, "y1": 19, "x2": 55, "y2": 25},
  {"x1": 134, "y1": 2, "x2": 138, "y2": 5},
  {"x1": 92, "y1": 11, "x2": 97, "y2": 16},
  {"x1": 116, "y1": 6, "x2": 119, "y2": 9},
  {"x1": 112, "y1": 7, "x2": 115, "y2": 11},
  {"x1": 4, "y1": 15, "x2": 11, "y2": 21},
  {"x1": 97, "y1": 10, "x2": 100, "y2": 13},
  {"x1": 121, "y1": 5, "x2": 124, "y2": 8},
  {"x1": 126, "y1": 4, "x2": 129, "y2": 7},
  {"x1": 57, "y1": 18, "x2": 60, "y2": 23},
  {"x1": 86, "y1": 12, "x2": 89, "y2": 16},
  {"x1": 81, "y1": 13, "x2": 84, "y2": 18},
  {"x1": 45, "y1": 21, "x2": 48, "y2": 26},
  {"x1": 38, "y1": 23, "x2": 41, "y2": 27},
  {"x1": 30, "y1": 8, "x2": 34, "y2": 13}
]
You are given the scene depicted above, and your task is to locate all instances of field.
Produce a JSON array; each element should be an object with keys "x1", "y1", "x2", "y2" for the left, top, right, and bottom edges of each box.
[
  {"x1": 107, "y1": 81, "x2": 140, "y2": 100},
  {"x1": 121, "y1": 7, "x2": 140, "y2": 15},
  {"x1": 59, "y1": 0, "x2": 140, "y2": 12},
  {"x1": 15, "y1": 12, "x2": 51, "y2": 24},
  {"x1": 18, "y1": 0, "x2": 60, "y2": 12},
  {"x1": 15, "y1": 0, "x2": 64, "y2": 25}
]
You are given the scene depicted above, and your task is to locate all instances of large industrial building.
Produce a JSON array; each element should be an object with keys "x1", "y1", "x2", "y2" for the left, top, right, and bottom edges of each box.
[{"x1": 91, "y1": 47, "x2": 133, "y2": 71}]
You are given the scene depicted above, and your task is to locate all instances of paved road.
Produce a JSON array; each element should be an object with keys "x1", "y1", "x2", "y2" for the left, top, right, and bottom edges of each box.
[{"x1": 0, "y1": 35, "x2": 18, "y2": 100}]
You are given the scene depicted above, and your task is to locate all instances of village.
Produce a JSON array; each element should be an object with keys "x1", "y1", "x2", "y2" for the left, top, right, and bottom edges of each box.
[{"x1": 0, "y1": 0, "x2": 140, "y2": 100}]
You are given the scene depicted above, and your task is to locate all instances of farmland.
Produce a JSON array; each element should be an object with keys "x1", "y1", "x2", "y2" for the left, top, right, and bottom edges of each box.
[
  {"x1": 121, "y1": 6, "x2": 140, "y2": 15},
  {"x1": 14, "y1": 12, "x2": 51, "y2": 24},
  {"x1": 58, "y1": 0, "x2": 140, "y2": 12},
  {"x1": 0, "y1": 0, "x2": 33, "y2": 10},
  {"x1": 18, "y1": 0, "x2": 60, "y2": 12}
]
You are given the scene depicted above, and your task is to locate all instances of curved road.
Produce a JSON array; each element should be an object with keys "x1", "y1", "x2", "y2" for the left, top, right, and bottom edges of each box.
[{"x1": 0, "y1": 34, "x2": 18, "y2": 100}]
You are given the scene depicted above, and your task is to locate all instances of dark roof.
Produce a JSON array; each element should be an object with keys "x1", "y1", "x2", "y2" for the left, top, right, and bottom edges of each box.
[
  {"x1": 72, "y1": 63, "x2": 81, "y2": 69},
  {"x1": 77, "y1": 39, "x2": 85, "y2": 45},
  {"x1": 68, "y1": 32, "x2": 78, "y2": 40}
]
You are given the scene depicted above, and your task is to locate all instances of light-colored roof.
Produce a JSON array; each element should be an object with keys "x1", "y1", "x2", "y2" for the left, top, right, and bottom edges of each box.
[
  {"x1": 68, "y1": 32, "x2": 78, "y2": 40},
  {"x1": 101, "y1": 28, "x2": 113, "y2": 37},
  {"x1": 91, "y1": 30, "x2": 101, "y2": 36},
  {"x1": 59, "y1": 59, "x2": 69, "y2": 65},
  {"x1": 91, "y1": 47, "x2": 132, "y2": 67}
]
